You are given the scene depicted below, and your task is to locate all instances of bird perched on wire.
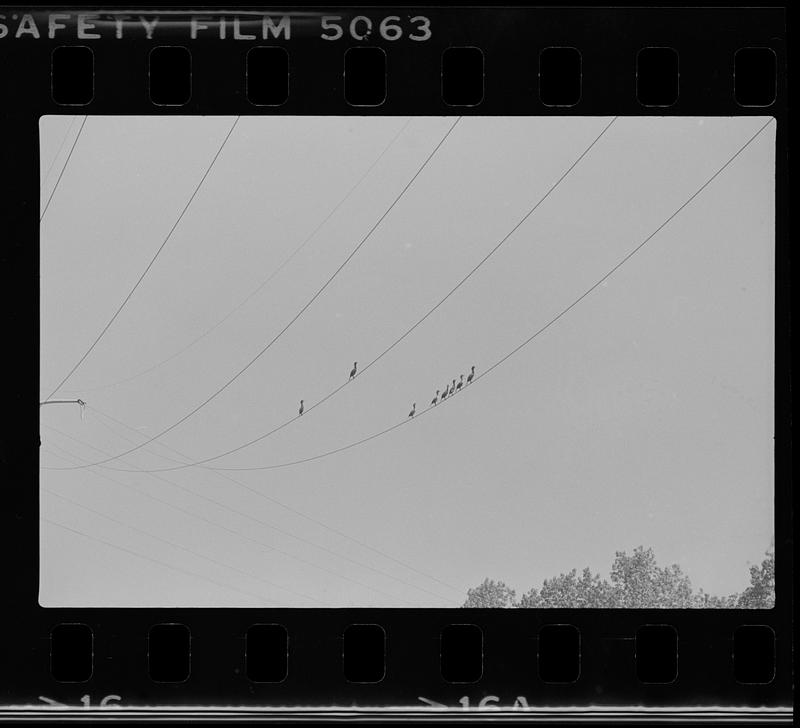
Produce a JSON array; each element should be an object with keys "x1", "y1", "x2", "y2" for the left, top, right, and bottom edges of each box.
[
  {"x1": 298, "y1": 399, "x2": 304, "y2": 416},
  {"x1": 449, "y1": 379, "x2": 456, "y2": 397},
  {"x1": 467, "y1": 365, "x2": 475, "y2": 385},
  {"x1": 430, "y1": 390, "x2": 440, "y2": 407},
  {"x1": 441, "y1": 384, "x2": 449, "y2": 401},
  {"x1": 349, "y1": 362, "x2": 358, "y2": 380},
  {"x1": 456, "y1": 374, "x2": 465, "y2": 392},
  {"x1": 408, "y1": 403, "x2": 416, "y2": 418}
]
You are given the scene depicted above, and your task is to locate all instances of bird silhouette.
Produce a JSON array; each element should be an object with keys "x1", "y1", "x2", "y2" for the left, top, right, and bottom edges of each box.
[
  {"x1": 408, "y1": 403, "x2": 416, "y2": 418},
  {"x1": 349, "y1": 362, "x2": 358, "y2": 380},
  {"x1": 430, "y1": 390, "x2": 440, "y2": 407},
  {"x1": 466, "y1": 365, "x2": 475, "y2": 385},
  {"x1": 449, "y1": 379, "x2": 456, "y2": 396},
  {"x1": 456, "y1": 374, "x2": 465, "y2": 392},
  {"x1": 298, "y1": 399, "x2": 304, "y2": 416},
  {"x1": 440, "y1": 386, "x2": 448, "y2": 401}
]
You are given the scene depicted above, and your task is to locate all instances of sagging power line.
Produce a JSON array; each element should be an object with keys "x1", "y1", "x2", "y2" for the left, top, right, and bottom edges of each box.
[
  {"x1": 85, "y1": 117, "x2": 771, "y2": 475},
  {"x1": 88, "y1": 117, "x2": 617, "y2": 472},
  {"x1": 58, "y1": 117, "x2": 462, "y2": 470}
]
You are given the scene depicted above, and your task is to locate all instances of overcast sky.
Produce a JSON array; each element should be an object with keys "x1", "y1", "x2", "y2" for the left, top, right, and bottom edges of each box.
[{"x1": 39, "y1": 115, "x2": 774, "y2": 607}]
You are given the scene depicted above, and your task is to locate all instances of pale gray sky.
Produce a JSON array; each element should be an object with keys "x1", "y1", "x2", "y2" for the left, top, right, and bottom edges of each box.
[{"x1": 39, "y1": 115, "x2": 774, "y2": 607}]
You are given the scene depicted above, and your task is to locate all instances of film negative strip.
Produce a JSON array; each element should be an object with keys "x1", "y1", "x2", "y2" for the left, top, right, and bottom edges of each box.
[{"x1": 0, "y1": 3, "x2": 791, "y2": 722}]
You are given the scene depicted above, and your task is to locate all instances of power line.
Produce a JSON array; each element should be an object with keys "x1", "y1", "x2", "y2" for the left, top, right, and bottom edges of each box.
[
  {"x1": 63, "y1": 117, "x2": 462, "y2": 469},
  {"x1": 85, "y1": 402, "x2": 463, "y2": 597},
  {"x1": 65, "y1": 118, "x2": 414, "y2": 395},
  {"x1": 44, "y1": 116, "x2": 241, "y2": 402},
  {"x1": 100, "y1": 118, "x2": 617, "y2": 472},
  {"x1": 40, "y1": 115, "x2": 87, "y2": 223},
  {"x1": 109, "y1": 117, "x2": 770, "y2": 475},
  {"x1": 42, "y1": 422, "x2": 447, "y2": 605}
]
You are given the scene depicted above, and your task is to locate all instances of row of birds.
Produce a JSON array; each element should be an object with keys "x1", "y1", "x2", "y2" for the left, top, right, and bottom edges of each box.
[
  {"x1": 413, "y1": 364, "x2": 476, "y2": 416},
  {"x1": 297, "y1": 362, "x2": 476, "y2": 417}
]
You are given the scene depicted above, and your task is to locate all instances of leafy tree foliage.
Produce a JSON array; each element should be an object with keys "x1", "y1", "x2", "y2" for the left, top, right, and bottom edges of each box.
[
  {"x1": 691, "y1": 590, "x2": 739, "y2": 608},
  {"x1": 736, "y1": 544, "x2": 775, "y2": 609},
  {"x1": 609, "y1": 546, "x2": 694, "y2": 608},
  {"x1": 462, "y1": 544, "x2": 775, "y2": 609},
  {"x1": 517, "y1": 567, "x2": 616, "y2": 608},
  {"x1": 462, "y1": 578, "x2": 517, "y2": 608}
]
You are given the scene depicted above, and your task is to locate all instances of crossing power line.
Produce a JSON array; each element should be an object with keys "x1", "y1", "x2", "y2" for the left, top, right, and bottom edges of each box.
[
  {"x1": 44, "y1": 487, "x2": 322, "y2": 605},
  {"x1": 43, "y1": 517, "x2": 281, "y2": 605},
  {"x1": 83, "y1": 402, "x2": 464, "y2": 597},
  {"x1": 44, "y1": 116, "x2": 241, "y2": 402},
  {"x1": 57, "y1": 117, "x2": 462, "y2": 470},
  {"x1": 43, "y1": 433, "x2": 421, "y2": 605},
  {"x1": 81, "y1": 118, "x2": 773, "y2": 475},
  {"x1": 42, "y1": 422, "x2": 452, "y2": 604}
]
